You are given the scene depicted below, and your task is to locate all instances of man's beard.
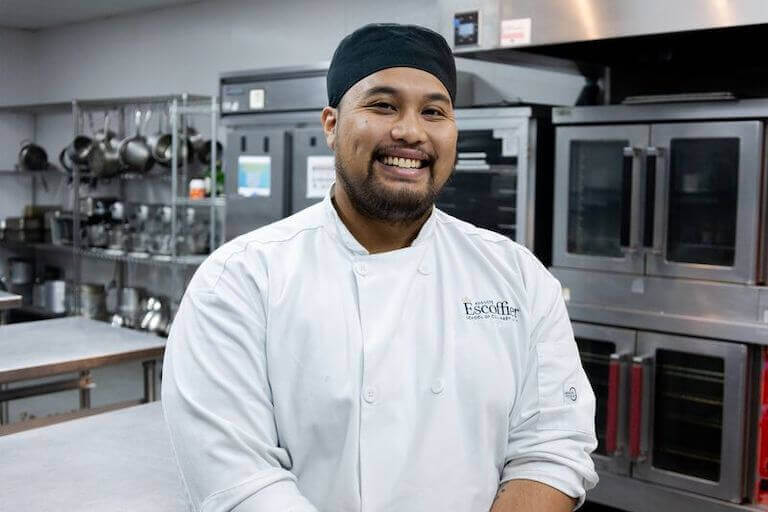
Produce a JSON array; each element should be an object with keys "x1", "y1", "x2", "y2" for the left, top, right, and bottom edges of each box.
[{"x1": 334, "y1": 149, "x2": 441, "y2": 225}]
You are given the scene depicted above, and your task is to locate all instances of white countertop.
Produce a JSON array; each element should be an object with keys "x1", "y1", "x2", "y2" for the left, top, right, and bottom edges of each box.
[
  {"x1": 0, "y1": 316, "x2": 166, "y2": 383},
  {"x1": 0, "y1": 402, "x2": 187, "y2": 511}
]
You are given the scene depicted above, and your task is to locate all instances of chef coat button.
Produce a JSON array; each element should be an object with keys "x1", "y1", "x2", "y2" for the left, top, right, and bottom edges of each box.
[
  {"x1": 418, "y1": 263, "x2": 430, "y2": 275},
  {"x1": 355, "y1": 262, "x2": 368, "y2": 276},
  {"x1": 363, "y1": 387, "x2": 377, "y2": 404},
  {"x1": 431, "y1": 378, "x2": 445, "y2": 395}
]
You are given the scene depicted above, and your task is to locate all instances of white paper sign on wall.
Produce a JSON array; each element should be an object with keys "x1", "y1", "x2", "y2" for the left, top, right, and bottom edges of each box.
[
  {"x1": 306, "y1": 155, "x2": 336, "y2": 198},
  {"x1": 500, "y1": 18, "x2": 532, "y2": 47}
]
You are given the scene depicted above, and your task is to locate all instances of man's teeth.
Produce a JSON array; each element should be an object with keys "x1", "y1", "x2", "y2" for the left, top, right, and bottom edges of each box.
[{"x1": 381, "y1": 155, "x2": 423, "y2": 169}]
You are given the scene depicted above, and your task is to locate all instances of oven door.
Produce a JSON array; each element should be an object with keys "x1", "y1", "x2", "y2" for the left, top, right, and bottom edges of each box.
[
  {"x1": 437, "y1": 115, "x2": 529, "y2": 245},
  {"x1": 553, "y1": 125, "x2": 649, "y2": 274},
  {"x1": 631, "y1": 332, "x2": 749, "y2": 502},
  {"x1": 573, "y1": 322, "x2": 636, "y2": 476},
  {"x1": 646, "y1": 121, "x2": 763, "y2": 284}
]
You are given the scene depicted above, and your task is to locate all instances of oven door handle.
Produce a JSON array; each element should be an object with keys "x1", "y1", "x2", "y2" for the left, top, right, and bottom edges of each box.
[
  {"x1": 644, "y1": 147, "x2": 664, "y2": 253},
  {"x1": 620, "y1": 147, "x2": 637, "y2": 250},
  {"x1": 629, "y1": 354, "x2": 652, "y2": 462},
  {"x1": 605, "y1": 353, "x2": 623, "y2": 456}
]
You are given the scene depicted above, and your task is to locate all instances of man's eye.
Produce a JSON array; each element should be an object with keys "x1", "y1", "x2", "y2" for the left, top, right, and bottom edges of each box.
[
  {"x1": 372, "y1": 102, "x2": 396, "y2": 111},
  {"x1": 423, "y1": 108, "x2": 444, "y2": 117}
]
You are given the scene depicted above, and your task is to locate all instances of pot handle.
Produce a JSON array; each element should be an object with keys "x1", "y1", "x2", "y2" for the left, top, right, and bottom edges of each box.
[
  {"x1": 59, "y1": 147, "x2": 73, "y2": 173},
  {"x1": 141, "y1": 110, "x2": 152, "y2": 136}
]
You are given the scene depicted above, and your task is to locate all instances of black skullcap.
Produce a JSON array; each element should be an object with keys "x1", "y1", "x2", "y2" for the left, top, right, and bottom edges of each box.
[{"x1": 327, "y1": 23, "x2": 456, "y2": 108}]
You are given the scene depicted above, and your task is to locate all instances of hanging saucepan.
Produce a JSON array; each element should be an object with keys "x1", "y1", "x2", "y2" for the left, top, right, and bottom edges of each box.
[
  {"x1": 148, "y1": 111, "x2": 187, "y2": 167},
  {"x1": 58, "y1": 134, "x2": 93, "y2": 174},
  {"x1": 18, "y1": 140, "x2": 49, "y2": 171},
  {"x1": 185, "y1": 125, "x2": 205, "y2": 163},
  {"x1": 87, "y1": 114, "x2": 123, "y2": 179},
  {"x1": 58, "y1": 147, "x2": 94, "y2": 185},
  {"x1": 65, "y1": 135, "x2": 93, "y2": 165},
  {"x1": 119, "y1": 110, "x2": 154, "y2": 174},
  {"x1": 197, "y1": 140, "x2": 223, "y2": 166}
]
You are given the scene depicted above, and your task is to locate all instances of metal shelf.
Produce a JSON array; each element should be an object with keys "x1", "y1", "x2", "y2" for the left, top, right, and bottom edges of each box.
[
  {"x1": 175, "y1": 197, "x2": 226, "y2": 207},
  {"x1": 81, "y1": 248, "x2": 206, "y2": 266},
  {"x1": 0, "y1": 241, "x2": 206, "y2": 266}
]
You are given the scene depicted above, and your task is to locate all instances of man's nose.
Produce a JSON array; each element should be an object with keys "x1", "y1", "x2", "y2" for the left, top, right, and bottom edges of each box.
[{"x1": 390, "y1": 110, "x2": 427, "y2": 144}]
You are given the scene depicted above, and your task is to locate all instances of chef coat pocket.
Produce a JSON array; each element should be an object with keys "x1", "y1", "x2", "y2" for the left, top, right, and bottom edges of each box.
[{"x1": 535, "y1": 341, "x2": 595, "y2": 435}]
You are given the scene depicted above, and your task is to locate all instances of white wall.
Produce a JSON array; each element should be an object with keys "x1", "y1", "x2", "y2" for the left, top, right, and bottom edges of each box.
[{"x1": 0, "y1": 27, "x2": 39, "y2": 105}]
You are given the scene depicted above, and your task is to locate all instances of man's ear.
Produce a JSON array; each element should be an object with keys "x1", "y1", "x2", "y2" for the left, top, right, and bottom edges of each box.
[{"x1": 321, "y1": 106, "x2": 338, "y2": 150}]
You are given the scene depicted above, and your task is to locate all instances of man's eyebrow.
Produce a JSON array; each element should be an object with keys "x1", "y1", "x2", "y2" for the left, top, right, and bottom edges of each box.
[
  {"x1": 361, "y1": 87, "x2": 451, "y2": 105},
  {"x1": 362, "y1": 86, "x2": 398, "y2": 98},
  {"x1": 424, "y1": 92, "x2": 451, "y2": 105}
]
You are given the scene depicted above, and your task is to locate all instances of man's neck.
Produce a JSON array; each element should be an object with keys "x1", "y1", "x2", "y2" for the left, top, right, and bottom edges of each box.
[{"x1": 332, "y1": 186, "x2": 431, "y2": 255}]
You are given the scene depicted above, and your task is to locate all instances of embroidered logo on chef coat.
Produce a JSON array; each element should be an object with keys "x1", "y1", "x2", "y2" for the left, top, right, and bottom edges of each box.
[
  {"x1": 461, "y1": 298, "x2": 519, "y2": 321},
  {"x1": 564, "y1": 383, "x2": 578, "y2": 404}
]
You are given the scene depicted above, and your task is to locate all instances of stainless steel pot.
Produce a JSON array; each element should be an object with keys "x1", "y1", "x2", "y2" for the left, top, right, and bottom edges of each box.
[
  {"x1": 65, "y1": 135, "x2": 93, "y2": 165},
  {"x1": 86, "y1": 223, "x2": 108, "y2": 248},
  {"x1": 197, "y1": 139, "x2": 223, "y2": 166},
  {"x1": 119, "y1": 287, "x2": 143, "y2": 327},
  {"x1": 45, "y1": 280, "x2": 67, "y2": 313},
  {"x1": 148, "y1": 111, "x2": 187, "y2": 168},
  {"x1": 18, "y1": 140, "x2": 48, "y2": 171},
  {"x1": 8, "y1": 258, "x2": 34, "y2": 285},
  {"x1": 79, "y1": 283, "x2": 106, "y2": 320},
  {"x1": 119, "y1": 110, "x2": 154, "y2": 174},
  {"x1": 87, "y1": 114, "x2": 123, "y2": 178}
]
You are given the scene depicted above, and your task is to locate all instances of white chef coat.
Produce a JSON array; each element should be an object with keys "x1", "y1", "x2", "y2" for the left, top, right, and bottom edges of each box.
[{"x1": 162, "y1": 185, "x2": 598, "y2": 512}]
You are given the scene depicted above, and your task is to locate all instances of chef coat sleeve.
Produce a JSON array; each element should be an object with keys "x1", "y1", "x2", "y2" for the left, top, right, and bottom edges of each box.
[
  {"x1": 501, "y1": 251, "x2": 599, "y2": 509},
  {"x1": 162, "y1": 249, "x2": 319, "y2": 512}
]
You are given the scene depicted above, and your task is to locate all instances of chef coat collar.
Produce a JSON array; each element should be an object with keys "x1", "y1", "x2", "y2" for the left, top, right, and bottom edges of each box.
[{"x1": 324, "y1": 183, "x2": 437, "y2": 256}]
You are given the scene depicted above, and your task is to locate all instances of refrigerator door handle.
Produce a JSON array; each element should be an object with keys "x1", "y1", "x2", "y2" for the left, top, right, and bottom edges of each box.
[{"x1": 629, "y1": 354, "x2": 652, "y2": 462}]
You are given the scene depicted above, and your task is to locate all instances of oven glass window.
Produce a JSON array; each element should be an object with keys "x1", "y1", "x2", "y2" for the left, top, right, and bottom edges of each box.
[
  {"x1": 575, "y1": 338, "x2": 615, "y2": 456},
  {"x1": 567, "y1": 140, "x2": 627, "y2": 257},
  {"x1": 436, "y1": 130, "x2": 518, "y2": 240},
  {"x1": 652, "y1": 350, "x2": 724, "y2": 481},
  {"x1": 666, "y1": 138, "x2": 738, "y2": 267}
]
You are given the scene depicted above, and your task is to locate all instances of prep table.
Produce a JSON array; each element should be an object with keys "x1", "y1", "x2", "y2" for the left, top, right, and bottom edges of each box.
[
  {"x1": 0, "y1": 290, "x2": 22, "y2": 310},
  {"x1": 0, "y1": 402, "x2": 186, "y2": 511},
  {"x1": 0, "y1": 316, "x2": 165, "y2": 428}
]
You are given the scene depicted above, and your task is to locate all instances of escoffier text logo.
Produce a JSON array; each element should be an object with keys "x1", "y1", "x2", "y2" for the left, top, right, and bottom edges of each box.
[{"x1": 462, "y1": 297, "x2": 520, "y2": 321}]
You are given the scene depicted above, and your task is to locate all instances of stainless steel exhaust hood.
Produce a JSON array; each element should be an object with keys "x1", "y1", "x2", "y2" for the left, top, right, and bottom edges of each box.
[{"x1": 448, "y1": 0, "x2": 768, "y2": 52}]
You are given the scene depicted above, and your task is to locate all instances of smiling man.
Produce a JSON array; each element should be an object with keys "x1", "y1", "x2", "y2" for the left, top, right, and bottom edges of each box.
[{"x1": 163, "y1": 23, "x2": 598, "y2": 512}]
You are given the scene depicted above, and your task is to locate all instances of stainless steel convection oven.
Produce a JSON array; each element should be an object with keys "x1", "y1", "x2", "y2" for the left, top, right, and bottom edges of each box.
[
  {"x1": 219, "y1": 66, "x2": 555, "y2": 263},
  {"x1": 550, "y1": 99, "x2": 768, "y2": 510},
  {"x1": 551, "y1": 101, "x2": 768, "y2": 341}
]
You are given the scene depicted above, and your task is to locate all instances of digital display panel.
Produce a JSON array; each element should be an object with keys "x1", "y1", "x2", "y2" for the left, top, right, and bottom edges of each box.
[{"x1": 237, "y1": 155, "x2": 271, "y2": 197}]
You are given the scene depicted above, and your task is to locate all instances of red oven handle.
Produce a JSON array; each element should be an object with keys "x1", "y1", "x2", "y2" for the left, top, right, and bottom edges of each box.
[
  {"x1": 605, "y1": 354, "x2": 621, "y2": 455},
  {"x1": 629, "y1": 357, "x2": 645, "y2": 460}
]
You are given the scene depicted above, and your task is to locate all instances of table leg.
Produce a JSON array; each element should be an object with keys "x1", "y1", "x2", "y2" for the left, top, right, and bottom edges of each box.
[
  {"x1": 79, "y1": 370, "x2": 91, "y2": 409},
  {"x1": 143, "y1": 360, "x2": 157, "y2": 402}
]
